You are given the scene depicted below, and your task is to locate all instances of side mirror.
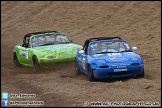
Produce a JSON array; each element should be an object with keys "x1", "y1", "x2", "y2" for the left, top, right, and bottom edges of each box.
[
  {"x1": 79, "y1": 50, "x2": 85, "y2": 54},
  {"x1": 22, "y1": 43, "x2": 28, "y2": 48},
  {"x1": 21, "y1": 40, "x2": 23, "y2": 46},
  {"x1": 132, "y1": 47, "x2": 137, "y2": 51}
]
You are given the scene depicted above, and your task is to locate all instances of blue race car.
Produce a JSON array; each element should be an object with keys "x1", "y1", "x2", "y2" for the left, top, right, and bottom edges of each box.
[{"x1": 75, "y1": 37, "x2": 144, "y2": 81}]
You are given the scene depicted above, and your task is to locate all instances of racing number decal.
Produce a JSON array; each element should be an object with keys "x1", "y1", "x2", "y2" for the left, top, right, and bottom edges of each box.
[
  {"x1": 81, "y1": 58, "x2": 86, "y2": 70},
  {"x1": 19, "y1": 50, "x2": 29, "y2": 59},
  {"x1": 25, "y1": 51, "x2": 28, "y2": 59}
]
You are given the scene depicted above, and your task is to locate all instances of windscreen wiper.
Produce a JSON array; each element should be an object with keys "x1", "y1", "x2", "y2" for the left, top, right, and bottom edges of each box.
[
  {"x1": 60, "y1": 41, "x2": 72, "y2": 44},
  {"x1": 119, "y1": 50, "x2": 132, "y2": 52},
  {"x1": 39, "y1": 43, "x2": 55, "y2": 46},
  {"x1": 96, "y1": 51, "x2": 114, "y2": 54}
]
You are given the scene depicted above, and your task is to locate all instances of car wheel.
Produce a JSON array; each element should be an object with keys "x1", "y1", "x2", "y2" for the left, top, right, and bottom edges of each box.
[
  {"x1": 87, "y1": 65, "x2": 95, "y2": 81},
  {"x1": 33, "y1": 56, "x2": 40, "y2": 70},
  {"x1": 75, "y1": 59, "x2": 80, "y2": 75},
  {"x1": 136, "y1": 69, "x2": 144, "y2": 78},
  {"x1": 13, "y1": 53, "x2": 20, "y2": 67}
]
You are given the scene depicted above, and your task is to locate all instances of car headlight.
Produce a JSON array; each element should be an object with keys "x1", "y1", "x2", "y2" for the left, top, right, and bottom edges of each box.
[
  {"x1": 44, "y1": 55, "x2": 48, "y2": 58},
  {"x1": 91, "y1": 63, "x2": 98, "y2": 69}
]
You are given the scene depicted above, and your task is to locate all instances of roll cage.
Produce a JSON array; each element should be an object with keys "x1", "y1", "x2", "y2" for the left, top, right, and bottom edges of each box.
[
  {"x1": 82, "y1": 36, "x2": 125, "y2": 54},
  {"x1": 21, "y1": 31, "x2": 61, "y2": 48}
]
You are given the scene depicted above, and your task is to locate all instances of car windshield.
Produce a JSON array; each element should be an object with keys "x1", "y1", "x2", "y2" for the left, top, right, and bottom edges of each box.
[
  {"x1": 89, "y1": 41, "x2": 132, "y2": 55},
  {"x1": 31, "y1": 34, "x2": 71, "y2": 47}
]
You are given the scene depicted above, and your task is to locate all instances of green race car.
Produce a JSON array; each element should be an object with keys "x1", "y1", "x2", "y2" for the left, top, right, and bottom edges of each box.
[{"x1": 13, "y1": 31, "x2": 83, "y2": 69}]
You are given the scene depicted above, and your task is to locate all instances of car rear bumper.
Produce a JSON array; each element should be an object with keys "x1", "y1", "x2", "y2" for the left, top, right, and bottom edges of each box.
[{"x1": 92, "y1": 65, "x2": 144, "y2": 79}]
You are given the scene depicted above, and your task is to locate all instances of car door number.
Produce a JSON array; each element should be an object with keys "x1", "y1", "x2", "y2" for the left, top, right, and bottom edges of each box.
[{"x1": 19, "y1": 50, "x2": 28, "y2": 59}]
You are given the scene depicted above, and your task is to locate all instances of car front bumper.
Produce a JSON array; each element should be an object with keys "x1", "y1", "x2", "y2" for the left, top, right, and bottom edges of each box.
[
  {"x1": 92, "y1": 64, "x2": 144, "y2": 79},
  {"x1": 38, "y1": 57, "x2": 75, "y2": 65}
]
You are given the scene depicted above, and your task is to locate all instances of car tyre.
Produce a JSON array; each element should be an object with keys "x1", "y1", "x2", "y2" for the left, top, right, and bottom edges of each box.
[
  {"x1": 33, "y1": 56, "x2": 40, "y2": 70},
  {"x1": 136, "y1": 69, "x2": 144, "y2": 78},
  {"x1": 87, "y1": 65, "x2": 95, "y2": 81},
  {"x1": 13, "y1": 53, "x2": 20, "y2": 67},
  {"x1": 75, "y1": 59, "x2": 81, "y2": 75}
]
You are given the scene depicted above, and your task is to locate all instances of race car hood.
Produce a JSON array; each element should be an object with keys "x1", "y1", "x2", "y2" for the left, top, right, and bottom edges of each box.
[
  {"x1": 90, "y1": 52, "x2": 139, "y2": 63},
  {"x1": 33, "y1": 43, "x2": 82, "y2": 55}
]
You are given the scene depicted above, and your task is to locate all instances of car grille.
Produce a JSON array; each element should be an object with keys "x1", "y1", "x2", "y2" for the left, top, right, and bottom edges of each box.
[
  {"x1": 99, "y1": 66, "x2": 109, "y2": 68},
  {"x1": 109, "y1": 71, "x2": 132, "y2": 76}
]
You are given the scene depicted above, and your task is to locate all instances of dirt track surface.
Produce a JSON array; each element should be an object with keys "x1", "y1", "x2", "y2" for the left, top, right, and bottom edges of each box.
[{"x1": 1, "y1": 1, "x2": 161, "y2": 107}]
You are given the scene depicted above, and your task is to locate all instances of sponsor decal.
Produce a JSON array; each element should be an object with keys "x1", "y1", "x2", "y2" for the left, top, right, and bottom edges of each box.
[
  {"x1": 48, "y1": 46, "x2": 57, "y2": 50},
  {"x1": 109, "y1": 57, "x2": 124, "y2": 60},
  {"x1": 81, "y1": 58, "x2": 86, "y2": 70},
  {"x1": 110, "y1": 63, "x2": 130, "y2": 67},
  {"x1": 47, "y1": 56, "x2": 56, "y2": 59},
  {"x1": 48, "y1": 45, "x2": 72, "y2": 50},
  {"x1": 107, "y1": 53, "x2": 121, "y2": 56},
  {"x1": 93, "y1": 54, "x2": 103, "y2": 57},
  {"x1": 60, "y1": 52, "x2": 73, "y2": 55}
]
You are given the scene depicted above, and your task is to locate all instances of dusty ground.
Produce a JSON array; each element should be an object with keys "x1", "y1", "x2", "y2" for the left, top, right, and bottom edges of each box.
[{"x1": 1, "y1": 1, "x2": 161, "y2": 107}]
